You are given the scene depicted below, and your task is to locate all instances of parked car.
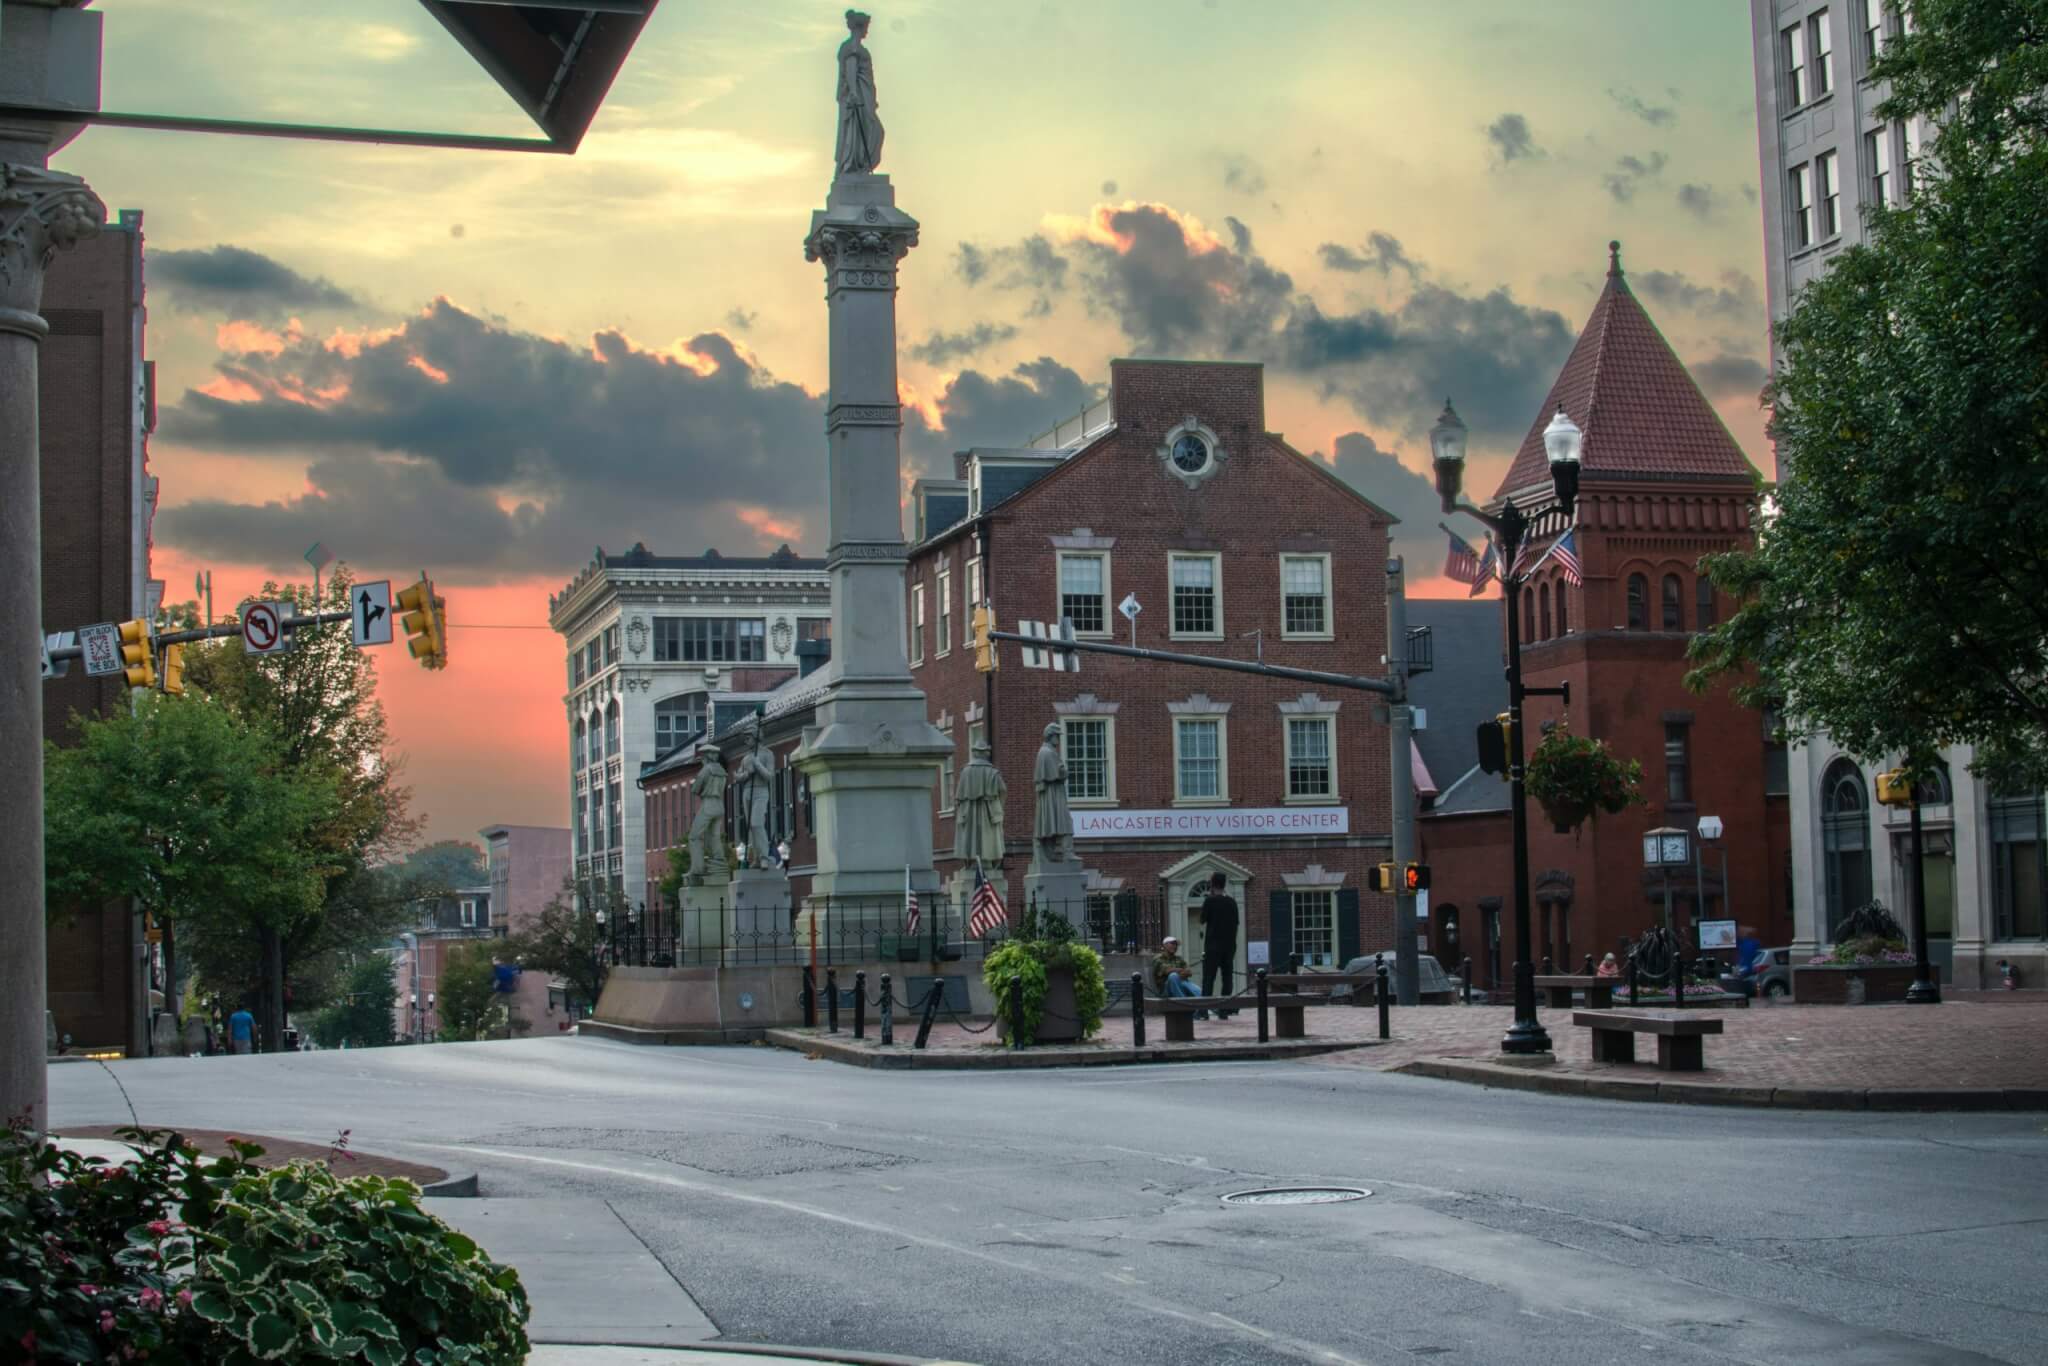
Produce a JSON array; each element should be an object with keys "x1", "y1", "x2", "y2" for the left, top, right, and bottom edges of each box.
[
  {"x1": 1335, "y1": 953, "x2": 1462, "y2": 1004},
  {"x1": 1719, "y1": 947, "x2": 1792, "y2": 999}
]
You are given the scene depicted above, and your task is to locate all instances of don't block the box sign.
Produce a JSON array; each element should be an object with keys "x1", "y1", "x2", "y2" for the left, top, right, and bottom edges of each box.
[{"x1": 1071, "y1": 807, "x2": 1350, "y2": 840}]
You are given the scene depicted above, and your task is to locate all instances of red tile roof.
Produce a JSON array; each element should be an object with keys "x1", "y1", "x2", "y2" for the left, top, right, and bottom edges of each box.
[{"x1": 1492, "y1": 242, "x2": 1759, "y2": 501}]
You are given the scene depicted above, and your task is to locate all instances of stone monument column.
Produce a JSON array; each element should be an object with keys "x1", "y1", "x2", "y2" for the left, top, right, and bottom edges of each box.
[{"x1": 793, "y1": 15, "x2": 948, "y2": 944}]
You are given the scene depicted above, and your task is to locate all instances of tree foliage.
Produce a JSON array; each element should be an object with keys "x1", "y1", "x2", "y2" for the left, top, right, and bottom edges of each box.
[
  {"x1": 435, "y1": 943, "x2": 505, "y2": 1043},
  {"x1": 501, "y1": 880, "x2": 613, "y2": 1015},
  {"x1": 309, "y1": 955, "x2": 399, "y2": 1049},
  {"x1": 393, "y1": 840, "x2": 488, "y2": 897},
  {"x1": 1688, "y1": 0, "x2": 2048, "y2": 790}
]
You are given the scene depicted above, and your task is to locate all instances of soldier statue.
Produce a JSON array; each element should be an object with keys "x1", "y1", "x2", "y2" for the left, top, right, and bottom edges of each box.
[
  {"x1": 953, "y1": 739, "x2": 1007, "y2": 865},
  {"x1": 1033, "y1": 723, "x2": 1073, "y2": 868}
]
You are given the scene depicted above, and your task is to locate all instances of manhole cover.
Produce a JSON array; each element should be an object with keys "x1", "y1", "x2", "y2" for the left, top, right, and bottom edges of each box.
[{"x1": 1221, "y1": 1186, "x2": 1370, "y2": 1206}]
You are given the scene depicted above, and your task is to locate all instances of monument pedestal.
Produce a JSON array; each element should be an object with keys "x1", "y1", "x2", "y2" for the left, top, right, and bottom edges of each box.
[
  {"x1": 681, "y1": 880, "x2": 729, "y2": 967},
  {"x1": 1025, "y1": 859, "x2": 1089, "y2": 934},
  {"x1": 729, "y1": 868, "x2": 790, "y2": 958}
]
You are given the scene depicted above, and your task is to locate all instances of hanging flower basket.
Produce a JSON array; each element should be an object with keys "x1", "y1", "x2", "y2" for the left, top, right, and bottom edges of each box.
[{"x1": 1525, "y1": 723, "x2": 1644, "y2": 833}]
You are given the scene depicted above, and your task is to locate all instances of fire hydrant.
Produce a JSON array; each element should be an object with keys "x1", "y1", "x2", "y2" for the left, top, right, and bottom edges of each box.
[{"x1": 1998, "y1": 959, "x2": 2019, "y2": 990}]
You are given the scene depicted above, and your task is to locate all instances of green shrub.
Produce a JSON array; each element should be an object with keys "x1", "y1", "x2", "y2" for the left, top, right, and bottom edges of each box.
[{"x1": 0, "y1": 1125, "x2": 529, "y2": 1364}]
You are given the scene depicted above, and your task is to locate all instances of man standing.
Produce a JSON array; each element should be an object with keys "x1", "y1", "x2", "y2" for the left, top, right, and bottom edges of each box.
[
  {"x1": 227, "y1": 1004, "x2": 256, "y2": 1056},
  {"x1": 1197, "y1": 871, "x2": 1239, "y2": 1013}
]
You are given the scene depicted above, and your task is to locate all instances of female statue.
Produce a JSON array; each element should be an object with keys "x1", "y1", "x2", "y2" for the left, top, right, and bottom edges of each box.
[{"x1": 835, "y1": 9, "x2": 884, "y2": 176}]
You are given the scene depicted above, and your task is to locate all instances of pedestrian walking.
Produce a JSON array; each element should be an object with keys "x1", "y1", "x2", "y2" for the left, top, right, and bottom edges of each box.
[
  {"x1": 1196, "y1": 872, "x2": 1240, "y2": 1015},
  {"x1": 228, "y1": 1006, "x2": 256, "y2": 1055}
]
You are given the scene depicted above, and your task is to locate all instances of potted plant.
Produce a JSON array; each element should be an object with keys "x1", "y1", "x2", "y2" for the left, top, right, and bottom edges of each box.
[
  {"x1": 1525, "y1": 722, "x2": 1645, "y2": 832},
  {"x1": 982, "y1": 904, "x2": 1108, "y2": 1046},
  {"x1": 1791, "y1": 901, "x2": 1920, "y2": 1003}
]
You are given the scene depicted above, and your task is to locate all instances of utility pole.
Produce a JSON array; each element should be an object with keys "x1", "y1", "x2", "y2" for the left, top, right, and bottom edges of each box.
[{"x1": 1387, "y1": 559, "x2": 1420, "y2": 1006}]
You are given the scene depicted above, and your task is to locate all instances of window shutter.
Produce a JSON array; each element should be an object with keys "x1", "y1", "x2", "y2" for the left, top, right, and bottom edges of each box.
[
  {"x1": 1268, "y1": 890, "x2": 1293, "y2": 969},
  {"x1": 1337, "y1": 888, "x2": 1362, "y2": 965}
]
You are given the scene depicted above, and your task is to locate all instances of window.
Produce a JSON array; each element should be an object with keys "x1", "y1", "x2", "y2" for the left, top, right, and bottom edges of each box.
[
  {"x1": 1170, "y1": 554, "x2": 1220, "y2": 637},
  {"x1": 654, "y1": 694, "x2": 706, "y2": 753},
  {"x1": 1782, "y1": 22, "x2": 1809, "y2": 107},
  {"x1": 460, "y1": 899, "x2": 478, "y2": 928},
  {"x1": 1556, "y1": 584, "x2": 1569, "y2": 636},
  {"x1": 800, "y1": 617, "x2": 831, "y2": 641},
  {"x1": 1539, "y1": 583, "x2": 1552, "y2": 640},
  {"x1": 1626, "y1": 574, "x2": 1649, "y2": 630},
  {"x1": 1664, "y1": 723, "x2": 1691, "y2": 803},
  {"x1": 699, "y1": 618, "x2": 765, "y2": 663},
  {"x1": 1291, "y1": 890, "x2": 1336, "y2": 968},
  {"x1": 1902, "y1": 118, "x2": 1923, "y2": 197},
  {"x1": 654, "y1": 618, "x2": 682, "y2": 662},
  {"x1": 1867, "y1": 128, "x2": 1893, "y2": 208},
  {"x1": 966, "y1": 557, "x2": 983, "y2": 620},
  {"x1": 1522, "y1": 587, "x2": 1535, "y2": 641},
  {"x1": 1286, "y1": 716, "x2": 1335, "y2": 800},
  {"x1": 910, "y1": 585, "x2": 925, "y2": 665},
  {"x1": 1662, "y1": 574, "x2": 1683, "y2": 631},
  {"x1": 605, "y1": 700, "x2": 620, "y2": 756},
  {"x1": 1063, "y1": 717, "x2": 1113, "y2": 802},
  {"x1": 1174, "y1": 717, "x2": 1225, "y2": 802},
  {"x1": 937, "y1": 565, "x2": 953, "y2": 656},
  {"x1": 608, "y1": 781, "x2": 622, "y2": 850},
  {"x1": 575, "y1": 793, "x2": 587, "y2": 855},
  {"x1": 1790, "y1": 162, "x2": 1816, "y2": 247},
  {"x1": 939, "y1": 736, "x2": 956, "y2": 815},
  {"x1": 585, "y1": 639, "x2": 601, "y2": 679},
  {"x1": 1862, "y1": 0, "x2": 1886, "y2": 66},
  {"x1": 1817, "y1": 150, "x2": 1842, "y2": 237},
  {"x1": 573, "y1": 718, "x2": 586, "y2": 770},
  {"x1": 1696, "y1": 576, "x2": 1716, "y2": 629},
  {"x1": 604, "y1": 625, "x2": 619, "y2": 667},
  {"x1": 1281, "y1": 554, "x2": 1330, "y2": 637},
  {"x1": 1811, "y1": 10, "x2": 1833, "y2": 96},
  {"x1": 572, "y1": 650, "x2": 585, "y2": 687},
  {"x1": 1990, "y1": 792, "x2": 2046, "y2": 941},
  {"x1": 1059, "y1": 552, "x2": 1107, "y2": 635},
  {"x1": 1822, "y1": 760, "x2": 1874, "y2": 938}
]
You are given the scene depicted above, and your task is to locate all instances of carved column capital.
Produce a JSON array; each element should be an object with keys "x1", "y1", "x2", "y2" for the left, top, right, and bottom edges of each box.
[{"x1": 0, "y1": 163, "x2": 103, "y2": 332}]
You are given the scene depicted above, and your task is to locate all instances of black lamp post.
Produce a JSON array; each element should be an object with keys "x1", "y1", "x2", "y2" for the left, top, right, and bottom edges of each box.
[
  {"x1": 630, "y1": 901, "x2": 644, "y2": 968},
  {"x1": 1433, "y1": 397, "x2": 1584, "y2": 1055}
]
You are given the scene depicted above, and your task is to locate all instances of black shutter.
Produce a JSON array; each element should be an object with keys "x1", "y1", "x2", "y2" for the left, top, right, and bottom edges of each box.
[
  {"x1": 1268, "y1": 890, "x2": 1293, "y2": 969},
  {"x1": 1337, "y1": 888, "x2": 1362, "y2": 965}
]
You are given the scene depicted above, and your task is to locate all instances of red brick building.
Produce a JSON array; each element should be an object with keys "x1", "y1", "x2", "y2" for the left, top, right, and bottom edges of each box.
[
  {"x1": 40, "y1": 210, "x2": 158, "y2": 1054},
  {"x1": 1419, "y1": 250, "x2": 1792, "y2": 990}
]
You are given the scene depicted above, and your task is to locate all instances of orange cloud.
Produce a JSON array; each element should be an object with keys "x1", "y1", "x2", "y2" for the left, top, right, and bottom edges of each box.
[
  {"x1": 1044, "y1": 199, "x2": 1226, "y2": 255},
  {"x1": 408, "y1": 355, "x2": 450, "y2": 384},
  {"x1": 734, "y1": 505, "x2": 802, "y2": 546},
  {"x1": 216, "y1": 317, "x2": 304, "y2": 356},
  {"x1": 322, "y1": 321, "x2": 408, "y2": 359},
  {"x1": 196, "y1": 374, "x2": 265, "y2": 403}
]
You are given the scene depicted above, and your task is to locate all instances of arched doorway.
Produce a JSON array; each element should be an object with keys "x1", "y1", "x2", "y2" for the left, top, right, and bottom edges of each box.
[
  {"x1": 1821, "y1": 758, "x2": 1873, "y2": 941},
  {"x1": 1157, "y1": 851, "x2": 1250, "y2": 986}
]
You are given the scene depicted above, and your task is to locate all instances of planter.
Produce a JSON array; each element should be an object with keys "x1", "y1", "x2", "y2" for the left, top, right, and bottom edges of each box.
[
  {"x1": 1542, "y1": 798, "x2": 1588, "y2": 834},
  {"x1": 1035, "y1": 964, "x2": 1081, "y2": 1042},
  {"x1": 1791, "y1": 963, "x2": 1918, "y2": 1005}
]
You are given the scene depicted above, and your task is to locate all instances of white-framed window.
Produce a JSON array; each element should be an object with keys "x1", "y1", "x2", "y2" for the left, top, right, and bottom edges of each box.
[
  {"x1": 460, "y1": 898, "x2": 478, "y2": 928},
  {"x1": 1292, "y1": 890, "x2": 1336, "y2": 968},
  {"x1": 937, "y1": 564, "x2": 953, "y2": 657},
  {"x1": 1782, "y1": 21, "x2": 1809, "y2": 107},
  {"x1": 1285, "y1": 716, "x2": 1336, "y2": 801},
  {"x1": 1811, "y1": 10, "x2": 1834, "y2": 97},
  {"x1": 1058, "y1": 552, "x2": 1109, "y2": 635},
  {"x1": 1790, "y1": 162, "x2": 1816, "y2": 247},
  {"x1": 1866, "y1": 128, "x2": 1893, "y2": 208},
  {"x1": 1902, "y1": 118, "x2": 1923, "y2": 197},
  {"x1": 1280, "y1": 553, "x2": 1331, "y2": 638},
  {"x1": 1817, "y1": 149, "x2": 1841, "y2": 238},
  {"x1": 910, "y1": 583, "x2": 925, "y2": 666},
  {"x1": 1062, "y1": 717, "x2": 1115, "y2": 804},
  {"x1": 939, "y1": 730, "x2": 956, "y2": 815},
  {"x1": 968, "y1": 720, "x2": 985, "y2": 755},
  {"x1": 1174, "y1": 716, "x2": 1227, "y2": 803},
  {"x1": 966, "y1": 557, "x2": 983, "y2": 620},
  {"x1": 654, "y1": 694, "x2": 706, "y2": 754},
  {"x1": 1170, "y1": 552, "x2": 1222, "y2": 638},
  {"x1": 1861, "y1": 0, "x2": 1886, "y2": 67}
]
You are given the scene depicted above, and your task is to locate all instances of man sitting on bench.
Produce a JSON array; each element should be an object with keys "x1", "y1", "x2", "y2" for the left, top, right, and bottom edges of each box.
[{"x1": 1151, "y1": 936, "x2": 1206, "y2": 1018}]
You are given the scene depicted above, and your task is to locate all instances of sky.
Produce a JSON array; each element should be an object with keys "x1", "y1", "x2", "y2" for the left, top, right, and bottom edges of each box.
[{"x1": 54, "y1": 0, "x2": 1774, "y2": 847}]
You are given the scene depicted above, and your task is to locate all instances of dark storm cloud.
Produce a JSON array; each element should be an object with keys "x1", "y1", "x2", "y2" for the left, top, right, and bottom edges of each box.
[
  {"x1": 907, "y1": 321, "x2": 1019, "y2": 366},
  {"x1": 1676, "y1": 183, "x2": 1720, "y2": 220},
  {"x1": 151, "y1": 245, "x2": 358, "y2": 314},
  {"x1": 1603, "y1": 151, "x2": 1669, "y2": 203},
  {"x1": 1691, "y1": 352, "x2": 1769, "y2": 400},
  {"x1": 1486, "y1": 113, "x2": 1542, "y2": 165},
  {"x1": 1064, "y1": 203, "x2": 1295, "y2": 355},
  {"x1": 1607, "y1": 86, "x2": 1677, "y2": 127},
  {"x1": 1634, "y1": 268, "x2": 1761, "y2": 320},
  {"x1": 1321, "y1": 431, "x2": 1451, "y2": 569},
  {"x1": 1317, "y1": 232, "x2": 1418, "y2": 278},
  {"x1": 954, "y1": 234, "x2": 1068, "y2": 313},
  {"x1": 1224, "y1": 216, "x2": 1253, "y2": 255},
  {"x1": 901, "y1": 358, "x2": 1101, "y2": 473}
]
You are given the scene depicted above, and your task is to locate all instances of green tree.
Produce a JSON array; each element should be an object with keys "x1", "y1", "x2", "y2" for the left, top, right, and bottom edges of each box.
[
  {"x1": 1688, "y1": 0, "x2": 2048, "y2": 790},
  {"x1": 393, "y1": 840, "x2": 488, "y2": 896},
  {"x1": 502, "y1": 879, "x2": 613, "y2": 1016},
  {"x1": 309, "y1": 954, "x2": 399, "y2": 1048},
  {"x1": 435, "y1": 942, "x2": 505, "y2": 1042}
]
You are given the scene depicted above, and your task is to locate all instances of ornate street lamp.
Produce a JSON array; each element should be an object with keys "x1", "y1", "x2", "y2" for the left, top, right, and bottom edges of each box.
[{"x1": 1434, "y1": 396, "x2": 1583, "y2": 1055}]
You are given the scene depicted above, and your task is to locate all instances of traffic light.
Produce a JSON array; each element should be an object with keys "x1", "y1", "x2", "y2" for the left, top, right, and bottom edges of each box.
[
  {"x1": 118, "y1": 619, "x2": 155, "y2": 689},
  {"x1": 972, "y1": 604, "x2": 998, "y2": 673},
  {"x1": 1368, "y1": 862, "x2": 1395, "y2": 894},
  {"x1": 1874, "y1": 769, "x2": 1913, "y2": 807},
  {"x1": 1476, "y1": 711, "x2": 1514, "y2": 775},
  {"x1": 396, "y1": 575, "x2": 448, "y2": 670},
  {"x1": 1403, "y1": 862, "x2": 1431, "y2": 893},
  {"x1": 160, "y1": 644, "x2": 186, "y2": 696}
]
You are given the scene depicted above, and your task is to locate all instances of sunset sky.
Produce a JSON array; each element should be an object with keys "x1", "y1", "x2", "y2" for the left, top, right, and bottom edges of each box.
[{"x1": 55, "y1": 0, "x2": 1772, "y2": 847}]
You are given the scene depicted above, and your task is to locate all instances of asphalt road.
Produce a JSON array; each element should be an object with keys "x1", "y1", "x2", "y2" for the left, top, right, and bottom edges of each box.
[{"x1": 51, "y1": 1038, "x2": 2048, "y2": 1366}]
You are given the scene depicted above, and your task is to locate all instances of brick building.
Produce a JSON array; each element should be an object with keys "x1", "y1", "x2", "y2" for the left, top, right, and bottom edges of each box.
[
  {"x1": 480, "y1": 823, "x2": 572, "y2": 1027},
  {"x1": 1419, "y1": 249, "x2": 1792, "y2": 990},
  {"x1": 40, "y1": 209, "x2": 158, "y2": 1054}
]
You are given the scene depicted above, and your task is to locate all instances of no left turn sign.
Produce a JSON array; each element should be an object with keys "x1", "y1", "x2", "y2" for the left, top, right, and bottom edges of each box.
[{"x1": 243, "y1": 601, "x2": 289, "y2": 655}]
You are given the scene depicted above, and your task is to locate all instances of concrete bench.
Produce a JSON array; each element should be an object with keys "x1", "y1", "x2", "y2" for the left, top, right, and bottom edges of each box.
[
  {"x1": 1155, "y1": 994, "x2": 1316, "y2": 1042},
  {"x1": 1572, "y1": 1009, "x2": 1723, "y2": 1072},
  {"x1": 1260, "y1": 973, "x2": 1373, "y2": 1000},
  {"x1": 1536, "y1": 975, "x2": 1615, "y2": 1009}
]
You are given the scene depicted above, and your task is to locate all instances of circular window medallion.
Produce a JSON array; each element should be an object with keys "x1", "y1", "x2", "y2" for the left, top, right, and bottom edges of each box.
[
  {"x1": 1171, "y1": 433, "x2": 1210, "y2": 474},
  {"x1": 1157, "y1": 417, "x2": 1229, "y2": 489}
]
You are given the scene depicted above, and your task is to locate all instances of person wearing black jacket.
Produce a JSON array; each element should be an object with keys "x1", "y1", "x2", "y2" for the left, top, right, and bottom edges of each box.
[{"x1": 1197, "y1": 871, "x2": 1240, "y2": 1016}]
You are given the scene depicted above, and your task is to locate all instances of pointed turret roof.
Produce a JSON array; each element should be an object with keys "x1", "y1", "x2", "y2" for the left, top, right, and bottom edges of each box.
[{"x1": 1492, "y1": 242, "x2": 1758, "y2": 500}]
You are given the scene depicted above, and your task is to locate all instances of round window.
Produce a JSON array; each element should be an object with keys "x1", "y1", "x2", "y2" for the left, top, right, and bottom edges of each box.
[{"x1": 1171, "y1": 433, "x2": 1210, "y2": 474}]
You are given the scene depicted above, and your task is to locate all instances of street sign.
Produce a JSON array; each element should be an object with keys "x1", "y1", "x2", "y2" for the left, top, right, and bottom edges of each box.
[
  {"x1": 352, "y1": 580, "x2": 393, "y2": 647},
  {"x1": 78, "y1": 622, "x2": 121, "y2": 677},
  {"x1": 243, "y1": 601, "x2": 288, "y2": 654},
  {"x1": 1118, "y1": 593, "x2": 1141, "y2": 622}
]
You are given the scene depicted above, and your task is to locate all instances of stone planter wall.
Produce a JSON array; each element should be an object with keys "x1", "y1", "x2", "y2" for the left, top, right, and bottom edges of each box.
[{"x1": 1791, "y1": 963, "x2": 1917, "y2": 1005}]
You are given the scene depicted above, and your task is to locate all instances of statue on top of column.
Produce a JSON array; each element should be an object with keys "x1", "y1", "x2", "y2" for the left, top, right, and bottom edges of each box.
[{"x1": 834, "y1": 9, "x2": 884, "y2": 177}]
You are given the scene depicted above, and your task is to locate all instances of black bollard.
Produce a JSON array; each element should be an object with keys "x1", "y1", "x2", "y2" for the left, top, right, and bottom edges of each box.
[
  {"x1": 1008, "y1": 974, "x2": 1026, "y2": 1050},
  {"x1": 1672, "y1": 952, "x2": 1684, "y2": 1011},
  {"x1": 1130, "y1": 972, "x2": 1146, "y2": 1048},
  {"x1": 802, "y1": 966, "x2": 817, "y2": 1029},
  {"x1": 880, "y1": 973, "x2": 893, "y2": 1046},
  {"x1": 1256, "y1": 967, "x2": 1270, "y2": 1044},
  {"x1": 913, "y1": 978, "x2": 945, "y2": 1050},
  {"x1": 1289, "y1": 953, "x2": 1303, "y2": 976},
  {"x1": 1583, "y1": 954, "x2": 1596, "y2": 977},
  {"x1": 1375, "y1": 961, "x2": 1391, "y2": 1040},
  {"x1": 1459, "y1": 957, "x2": 1472, "y2": 1005},
  {"x1": 854, "y1": 970, "x2": 867, "y2": 1039},
  {"x1": 826, "y1": 967, "x2": 840, "y2": 1033},
  {"x1": 1627, "y1": 955, "x2": 1639, "y2": 1007},
  {"x1": 1541, "y1": 955, "x2": 1554, "y2": 976}
]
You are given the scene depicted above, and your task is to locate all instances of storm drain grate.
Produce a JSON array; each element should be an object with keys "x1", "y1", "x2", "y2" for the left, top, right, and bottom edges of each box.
[{"x1": 1221, "y1": 1186, "x2": 1370, "y2": 1206}]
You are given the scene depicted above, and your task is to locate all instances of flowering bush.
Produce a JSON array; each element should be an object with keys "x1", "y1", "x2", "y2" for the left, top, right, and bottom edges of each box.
[
  {"x1": 1524, "y1": 723, "x2": 1644, "y2": 831},
  {"x1": 1808, "y1": 944, "x2": 1916, "y2": 967}
]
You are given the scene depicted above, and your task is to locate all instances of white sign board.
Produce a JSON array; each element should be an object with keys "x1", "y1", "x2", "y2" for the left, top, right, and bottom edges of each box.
[
  {"x1": 352, "y1": 580, "x2": 393, "y2": 647},
  {"x1": 243, "y1": 601, "x2": 288, "y2": 655},
  {"x1": 1071, "y1": 807, "x2": 1350, "y2": 840},
  {"x1": 1698, "y1": 919, "x2": 1738, "y2": 951},
  {"x1": 1247, "y1": 940, "x2": 1271, "y2": 966},
  {"x1": 1415, "y1": 889, "x2": 1430, "y2": 920},
  {"x1": 78, "y1": 622, "x2": 121, "y2": 677},
  {"x1": 1118, "y1": 593, "x2": 1141, "y2": 622}
]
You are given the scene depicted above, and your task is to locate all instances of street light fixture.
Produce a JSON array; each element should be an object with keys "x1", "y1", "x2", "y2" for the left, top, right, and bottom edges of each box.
[{"x1": 1434, "y1": 396, "x2": 1582, "y2": 1055}]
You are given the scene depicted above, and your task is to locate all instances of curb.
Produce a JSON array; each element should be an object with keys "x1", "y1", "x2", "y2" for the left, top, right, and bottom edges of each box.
[
  {"x1": 765, "y1": 1027, "x2": 1370, "y2": 1069},
  {"x1": 530, "y1": 1343, "x2": 976, "y2": 1365},
  {"x1": 1394, "y1": 1058, "x2": 2048, "y2": 1111},
  {"x1": 578, "y1": 1020, "x2": 767, "y2": 1047},
  {"x1": 421, "y1": 1171, "x2": 479, "y2": 1197}
]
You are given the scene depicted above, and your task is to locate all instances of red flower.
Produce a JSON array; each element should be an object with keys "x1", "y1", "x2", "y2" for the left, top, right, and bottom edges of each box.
[
  {"x1": 137, "y1": 1288, "x2": 164, "y2": 1312},
  {"x1": 176, "y1": 1290, "x2": 193, "y2": 1309},
  {"x1": 146, "y1": 1219, "x2": 172, "y2": 1237},
  {"x1": 80, "y1": 1283, "x2": 100, "y2": 1296},
  {"x1": 99, "y1": 1310, "x2": 115, "y2": 1333}
]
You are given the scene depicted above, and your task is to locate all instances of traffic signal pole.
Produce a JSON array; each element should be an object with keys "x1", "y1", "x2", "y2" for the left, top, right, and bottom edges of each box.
[{"x1": 1387, "y1": 560, "x2": 1420, "y2": 1007}]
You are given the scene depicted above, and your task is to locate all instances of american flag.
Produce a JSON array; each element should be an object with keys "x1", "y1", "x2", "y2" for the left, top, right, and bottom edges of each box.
[
  {"x1": 1551, "y1": 530, "x2": 1583, "y2": 586},
  {"x1": 1467, "y1": 535, "x2": 1498, "y2": 598},
  {"x1": 903, "y1": 865, "x2": 920, "y2": 938},
  {"x1": 1441, "y1": 526, "x2": 1482, "y2": 584},
  {"x1": 968, "y1": 862, "x2": 1008, "y2": 939}
]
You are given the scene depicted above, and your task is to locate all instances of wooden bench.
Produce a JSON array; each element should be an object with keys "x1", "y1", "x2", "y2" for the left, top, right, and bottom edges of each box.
[
  {"x1": 1572, "y1": 1010, "x2": 1723, "y2": 1071},
  {"x1": 1260, "y1": 973, "x2": 1373, "y2": 1001},
  {"x1": 1154, "y1": 994, "x2": 1316, "y2": 1042},
  {"x1": 1535, "y1": 974, "x2": 1615, "y2": 1009}
]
